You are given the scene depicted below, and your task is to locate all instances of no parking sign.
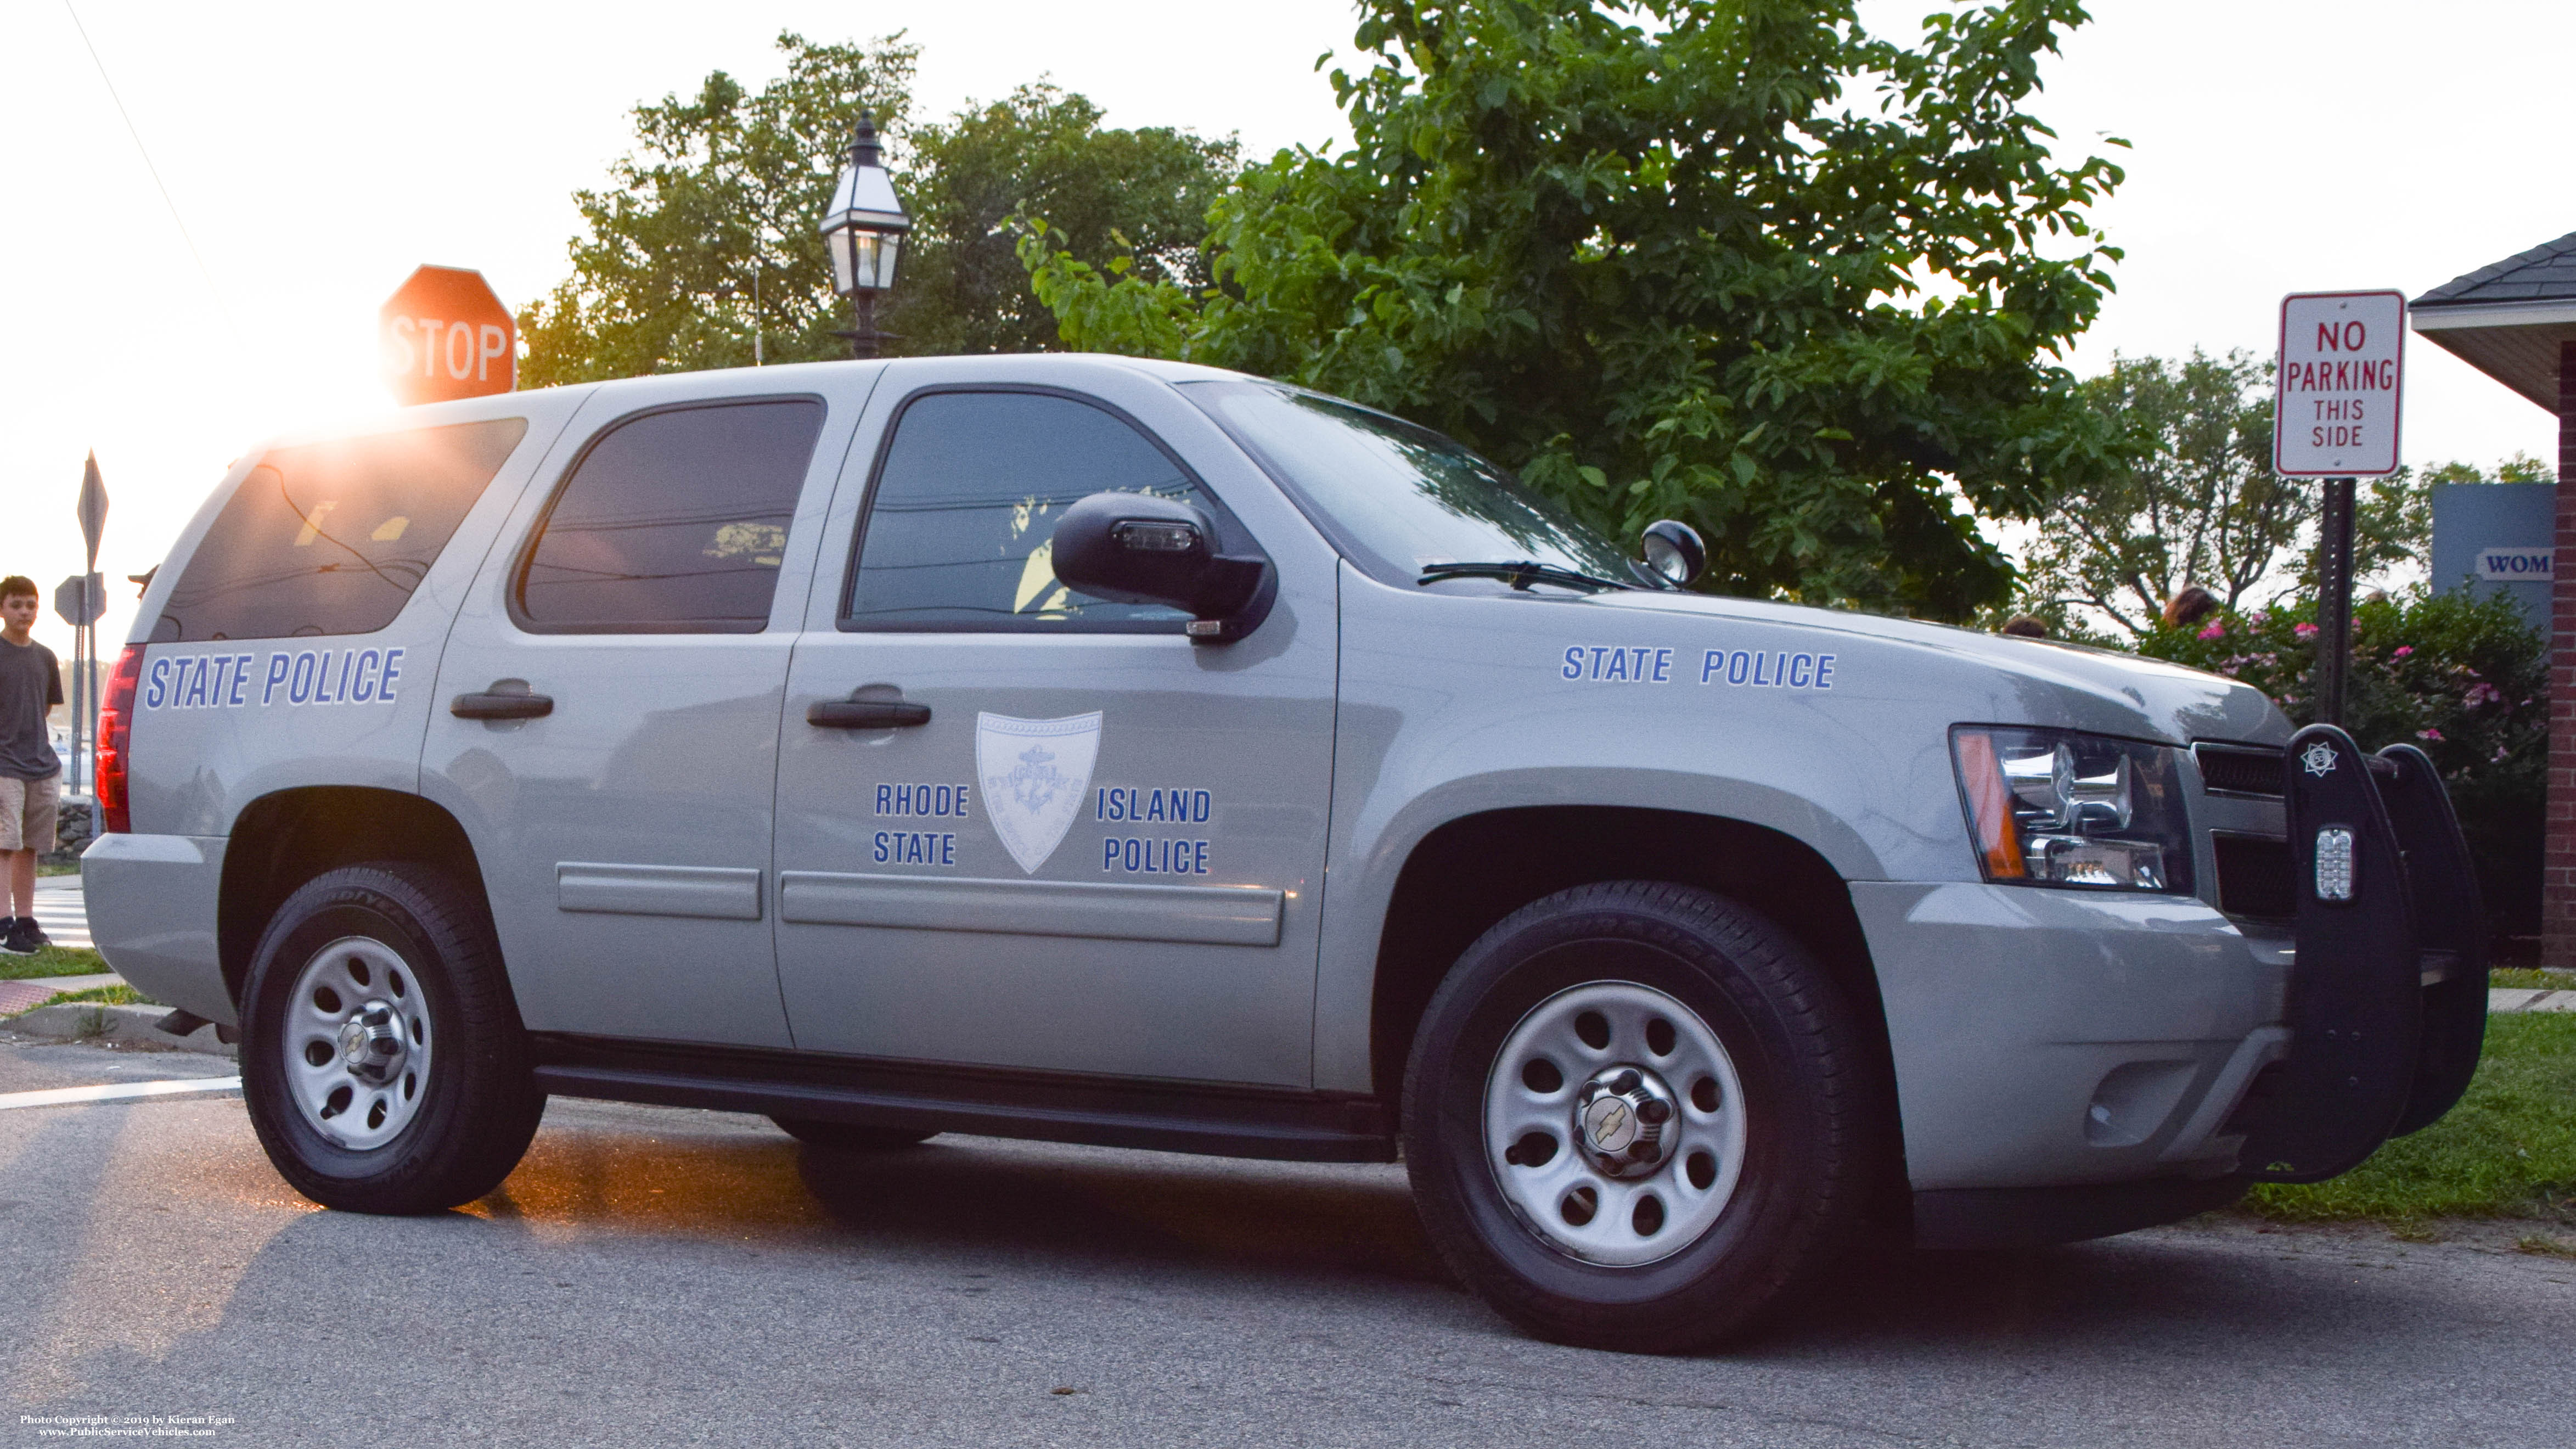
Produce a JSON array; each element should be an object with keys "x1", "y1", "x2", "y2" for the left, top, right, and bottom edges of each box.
[{"x1": 2274, "y1": 290, "x2": 2405, "y2": 478}]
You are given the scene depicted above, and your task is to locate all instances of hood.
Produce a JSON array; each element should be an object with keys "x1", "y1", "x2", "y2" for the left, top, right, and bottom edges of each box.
[{"x1": 1580, "y1": 589, "x2": 2290, "y2": 749}]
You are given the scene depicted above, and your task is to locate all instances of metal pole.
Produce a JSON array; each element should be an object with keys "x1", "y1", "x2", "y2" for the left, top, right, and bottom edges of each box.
[
  {"x1": 849, "y1": 291, "x2": 879, "y2": 360},
  {"x1": 74, "y1": 621, "x2": 87, "y2": 794},
  {"x1": 2315, "y1": 475, "x2": 2356, "y2": 726}
]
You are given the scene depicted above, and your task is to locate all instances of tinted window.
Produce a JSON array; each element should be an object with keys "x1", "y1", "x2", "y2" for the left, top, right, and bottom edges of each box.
[
  {"x1": 844, "y1": 391, "x2": 1221, "y2": 632},
  {"x1": 1181, "y1": 381, "x2": 1642, "y2": 587},
  {"x1": 519, "y1": 400, "x2": 824, "y2": 633},
  {"x1": 155, "y1": 418, "x2": 526, "y2": 642}
]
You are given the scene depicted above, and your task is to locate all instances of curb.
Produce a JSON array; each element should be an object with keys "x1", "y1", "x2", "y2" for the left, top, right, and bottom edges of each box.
[{"x1": 3, "y1": 1003, "x2": 238, "y2": 1058}]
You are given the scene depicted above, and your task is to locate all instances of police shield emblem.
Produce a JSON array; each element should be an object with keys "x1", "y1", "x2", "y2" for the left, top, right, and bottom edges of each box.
[{"x1": 976, "y1": 711, "x2": 1102, "y2": 874}]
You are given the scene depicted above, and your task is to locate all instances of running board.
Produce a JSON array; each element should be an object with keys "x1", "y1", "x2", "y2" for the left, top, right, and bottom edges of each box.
[{"x1": 528, "y1": 1034, "x2": 1398, "y2": 1164}]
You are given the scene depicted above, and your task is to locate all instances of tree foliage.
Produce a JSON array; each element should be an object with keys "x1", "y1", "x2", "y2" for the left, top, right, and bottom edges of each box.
[
  {"x1": 886, "y1": 86, "x2": 1237, "y2": 357},
  {"x1": 520, "y1": 34, "x2": 1238, "y2": 384},
  {"x1": 1019, "y1": 0, "x2": 2128, "y2": 617},
  {"x1": 2016, "y1": 350, "x2": 2301, "y2": 637},
  {"x1": 520, "y1": 33, "x2": 917, "y2": 385}
]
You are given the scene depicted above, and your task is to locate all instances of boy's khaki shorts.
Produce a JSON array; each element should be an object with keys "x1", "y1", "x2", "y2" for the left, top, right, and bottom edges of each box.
[{"x1": 1, "y1": 773, "x2": 60, "y2": 853}]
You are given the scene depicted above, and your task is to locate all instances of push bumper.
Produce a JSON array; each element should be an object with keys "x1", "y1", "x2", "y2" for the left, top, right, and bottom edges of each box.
[
  {"x1": 2232, "y1": 725, "x2": 2488, "y2": 1182},
  {"x1": 1872, "y1": 723, "x2": 2487, "y2": 1248}
]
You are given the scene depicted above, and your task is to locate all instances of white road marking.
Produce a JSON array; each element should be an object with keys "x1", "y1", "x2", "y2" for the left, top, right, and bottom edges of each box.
[{"x1": 0, "y1": 1076, "x2": 241, "y2": 1111}]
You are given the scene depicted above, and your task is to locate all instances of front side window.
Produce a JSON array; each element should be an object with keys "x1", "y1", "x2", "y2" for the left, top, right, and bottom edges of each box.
[
  {"x1": 518, "y1": 399, "x2": 824, "y2": 633},
  {"x1": 843, "y1": 390, "x2": 1230, "y2": 632},
  {"x1": 156, "y1": 418, "x2": 527, "y2": 642}
]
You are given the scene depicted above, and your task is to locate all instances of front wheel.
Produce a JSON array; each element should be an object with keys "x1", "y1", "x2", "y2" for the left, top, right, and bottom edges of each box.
[
  {"x1": 1403, "y1": 881, "x2": 1875, "y2": 1352},
  {"x1": 240, "y1": 863, "x2": 544, "y2": 1214}
]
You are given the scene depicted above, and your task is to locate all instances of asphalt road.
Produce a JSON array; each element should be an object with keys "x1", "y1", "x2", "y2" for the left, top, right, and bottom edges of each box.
[{"x1": 3, "y1": 1036, "x2": 2569, "y2": 1448}]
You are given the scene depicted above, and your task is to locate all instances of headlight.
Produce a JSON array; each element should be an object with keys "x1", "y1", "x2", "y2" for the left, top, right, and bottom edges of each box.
[{"x1": 1950, "y1": 726, "x2": 2193, "y2": 894}]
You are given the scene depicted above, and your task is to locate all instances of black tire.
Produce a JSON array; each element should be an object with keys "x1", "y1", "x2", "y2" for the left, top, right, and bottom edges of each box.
[
  {"x1": 1402, "y1": 880, "x2": 1874, "y2": 1353},
  {"x1": 769, "y1": 1116, "x2": 937, "y2": 1153},
  {"x1": 239, "y1": 862, "x2": 543, "y2": 1214}
]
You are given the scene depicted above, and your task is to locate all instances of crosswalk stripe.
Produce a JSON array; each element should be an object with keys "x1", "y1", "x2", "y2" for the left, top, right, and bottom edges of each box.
[
  {"x1": 26, "y1": 899, "x2": 93, "y2": 948},
  {"x1": 0, "y1": 1077, "x2": 241, "y2": 1111}
]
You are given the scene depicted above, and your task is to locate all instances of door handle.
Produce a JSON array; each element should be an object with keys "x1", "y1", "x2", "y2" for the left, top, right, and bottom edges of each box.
[
  {"x1": 451, "y1": 690, "x2": 555, "y2": 720},
  {"x1": 807, "y1": 699, "x2": 931, "y2": 729}
]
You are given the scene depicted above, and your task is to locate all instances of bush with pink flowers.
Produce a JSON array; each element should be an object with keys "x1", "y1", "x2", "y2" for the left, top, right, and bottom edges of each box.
[{"x1": 2139, "y1": 586, "x2": 2546, "y2": 940}]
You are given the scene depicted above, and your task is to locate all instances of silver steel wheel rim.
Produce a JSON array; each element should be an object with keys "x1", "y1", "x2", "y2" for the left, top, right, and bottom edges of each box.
[
  {"x1": 1483, "y1": 980, "x2": 1749, "y2": 1267},
  {"x1": 283, "y1": 935, "x2": 432, "y2": 1152}
]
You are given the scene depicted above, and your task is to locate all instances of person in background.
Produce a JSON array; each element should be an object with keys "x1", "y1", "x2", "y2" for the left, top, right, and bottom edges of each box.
[
  {"x1": 2000, "y1": 615, "x2": 2050, "y2": 638},
  {"x1": 2162, "y1": 586, "x2": 2219, "y2": 631},
  {"x1": 0, "y1": 576, "x2": 64, "y2": 956}
]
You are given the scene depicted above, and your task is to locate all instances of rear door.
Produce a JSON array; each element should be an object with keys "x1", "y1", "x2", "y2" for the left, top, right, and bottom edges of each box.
[
  {"x1": 420, "y1": 372, "x2": 870, "y2": 1048},
  {"x1": 770, "y1": 363, "x2": 1341, "y2": 1085}
]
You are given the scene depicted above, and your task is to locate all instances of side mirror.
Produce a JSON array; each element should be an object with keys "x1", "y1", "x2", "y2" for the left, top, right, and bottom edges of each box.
[
  {"x1": 1049, "y1": 492, "x2": 1273, "y2": 643},
  {"x1": 1641, "y1": 519, "x2": 1706, "y2": 587}
]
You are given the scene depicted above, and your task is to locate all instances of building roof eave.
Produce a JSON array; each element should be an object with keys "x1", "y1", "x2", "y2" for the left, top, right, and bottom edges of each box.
[{"x1": 2409, "y1": 310, "x2": 2569, "y2": 415}]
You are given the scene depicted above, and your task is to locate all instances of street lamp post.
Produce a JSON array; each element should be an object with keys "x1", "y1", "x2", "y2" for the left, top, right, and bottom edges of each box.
[{"x1": 819, "y1": 110, "x2": 911, "y2": 359}]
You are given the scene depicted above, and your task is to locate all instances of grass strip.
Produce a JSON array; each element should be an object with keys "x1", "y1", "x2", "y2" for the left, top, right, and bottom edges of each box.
[
  {"x1": 41, "y1": 985, "x2": 156, "y2": 1009},
  {"x1": 0, "y1": 945, "x2": 111, "y2": 981},
  {"x1": 2247, "y1": 1013, "x2": 2576, "y2": 1223},
  {"x1": 2491, "y1": 966, "x2": 2576, "y2": 991}
]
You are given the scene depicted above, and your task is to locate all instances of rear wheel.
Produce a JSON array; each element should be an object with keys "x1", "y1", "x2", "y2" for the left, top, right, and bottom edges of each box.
[
  {"x1": 240, "y1": 863, "x2": 543, "y2": 1214},
  {"x1": 769, "y1": 1116, "x2": 937, "y2": 1153},
  {"x1": 1403, "y1": 880, "x2": 1874, "y2": 1352}
]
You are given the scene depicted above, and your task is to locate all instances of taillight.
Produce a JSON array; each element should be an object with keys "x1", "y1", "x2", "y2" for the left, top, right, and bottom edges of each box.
[{"x1": 96, "y1": 644, "x2": 143, "y2": 834}]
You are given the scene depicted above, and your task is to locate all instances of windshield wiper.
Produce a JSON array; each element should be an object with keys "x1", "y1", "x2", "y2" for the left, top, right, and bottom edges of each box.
[{"x1": 1416, "y1": 560, "x2": 1634, "y2": 593}]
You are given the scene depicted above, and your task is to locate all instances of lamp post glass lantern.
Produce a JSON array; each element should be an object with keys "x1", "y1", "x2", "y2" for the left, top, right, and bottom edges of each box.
[{"x1": 820, "y1": 109, "x2": 910, "y2": 358}]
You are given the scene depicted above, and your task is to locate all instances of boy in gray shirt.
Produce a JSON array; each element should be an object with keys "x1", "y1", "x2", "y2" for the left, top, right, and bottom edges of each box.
[{"x1": 1, "y1": 576, "x2": 64, "y2": 956}]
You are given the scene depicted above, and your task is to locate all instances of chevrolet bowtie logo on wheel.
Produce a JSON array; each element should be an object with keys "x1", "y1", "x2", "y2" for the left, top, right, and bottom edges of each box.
[{"x1": 1585, "y1": 1097, "x2": 1637, "y2": 1153}]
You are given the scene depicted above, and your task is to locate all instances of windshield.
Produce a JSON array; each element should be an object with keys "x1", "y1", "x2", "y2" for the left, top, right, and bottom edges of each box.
[{"x1": 1180, "y1": 381, "x2": 1646, "y2": 589}]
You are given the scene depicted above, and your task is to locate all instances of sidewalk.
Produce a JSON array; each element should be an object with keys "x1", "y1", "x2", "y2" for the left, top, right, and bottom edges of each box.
[{"x1": 2491, "y1": 987, "x2": 2575, "y2": 1013}]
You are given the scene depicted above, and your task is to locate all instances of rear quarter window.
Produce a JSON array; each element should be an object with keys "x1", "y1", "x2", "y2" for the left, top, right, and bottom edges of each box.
[{"x1": 155, "y1": 418, "x2": 527, "y2": 642}]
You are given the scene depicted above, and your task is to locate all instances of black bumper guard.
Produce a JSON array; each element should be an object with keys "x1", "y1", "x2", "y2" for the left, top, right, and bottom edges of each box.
[{"x1": 2236, "y1": 724, "x2": 2489, "y2": 1183}]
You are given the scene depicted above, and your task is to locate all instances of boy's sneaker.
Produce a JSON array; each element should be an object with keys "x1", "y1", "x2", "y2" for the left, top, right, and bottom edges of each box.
[
  {"x1": 0, "y1": 918, "x2": 33, "y2": 957},
  {"x1": 18, "y1": 916, "x2": 48, "y2": 949}
]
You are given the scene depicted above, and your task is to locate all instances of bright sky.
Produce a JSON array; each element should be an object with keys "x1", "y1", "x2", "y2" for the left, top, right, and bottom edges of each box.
[{"x1": 5, "y1": 0, "x2": 2568, "y2": 665}]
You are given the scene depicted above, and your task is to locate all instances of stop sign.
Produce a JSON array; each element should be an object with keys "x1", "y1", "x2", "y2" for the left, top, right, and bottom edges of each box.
[{"x1": 380, "y1": 265, "x2": 516, "y2": 405}]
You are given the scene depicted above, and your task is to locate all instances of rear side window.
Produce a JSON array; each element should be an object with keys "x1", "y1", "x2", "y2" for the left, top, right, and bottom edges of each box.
[
  {"x1": 517, "y1": 399, "x2": 824, "y2": 634},
  {"x1": 154, "y1": 418, "x2": 527, "y2": 642},
  {"x1": 842, "y1": 390, "x2": 1221, "y2": 632}
]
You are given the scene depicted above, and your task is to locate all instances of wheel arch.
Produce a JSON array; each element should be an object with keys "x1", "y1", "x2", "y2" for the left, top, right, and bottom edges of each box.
[
  {"x1": 1365, "y1": 805, "x2": 1904, "y2": 1187},
  {"x1": 217, "y1": 786, "x2": 491, "y2": 1007}
]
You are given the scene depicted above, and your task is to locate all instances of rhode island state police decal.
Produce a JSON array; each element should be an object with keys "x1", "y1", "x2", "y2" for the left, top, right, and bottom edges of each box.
[{"x1": 976, "y1": 711, "x2": 1103, "y2": 874}]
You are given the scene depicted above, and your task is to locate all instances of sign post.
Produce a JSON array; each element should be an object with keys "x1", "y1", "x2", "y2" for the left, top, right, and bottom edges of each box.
[
  {"x1": 57, "y1": 454, "x2": 109, "y2": 797},
  {"x1": 379, "y1": 266, "x2": 516, "y2": 406},
  {"x1": 2274, "y1": 290, "x2": 2406, "y2": 725}
]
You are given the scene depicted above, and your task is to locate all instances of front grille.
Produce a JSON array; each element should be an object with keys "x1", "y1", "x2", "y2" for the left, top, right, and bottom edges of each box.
[
  {"x1": 2213, "y1": 833, "x2": 2296, "y2": 919},
  {"x1": 2195, "y1": 743, "x2": 2285, "y2": 797}
]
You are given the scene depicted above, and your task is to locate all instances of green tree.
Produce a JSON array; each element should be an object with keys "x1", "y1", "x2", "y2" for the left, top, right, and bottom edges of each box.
[
  {"x1": 520, "y1": 33, "x2": 919, "y2": 385},
  {"x1": 521, "y1": 36, "x2": 1238, "y2": 384},
  {"x1": 1019, "y1": 0, "x2": 2128, "y2": 617},
  {"x1": 2015, "y1": 350, "x2": 2301, "y2": 638},
  {"x1": 886, "y1": 85, "x2": 1237, "y2": 357}
]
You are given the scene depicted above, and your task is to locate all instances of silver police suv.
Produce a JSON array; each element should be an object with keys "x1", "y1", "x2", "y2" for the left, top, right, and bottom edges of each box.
[{"x1": 84, "y1": 355, "x2": 2487, "y2": 1351}]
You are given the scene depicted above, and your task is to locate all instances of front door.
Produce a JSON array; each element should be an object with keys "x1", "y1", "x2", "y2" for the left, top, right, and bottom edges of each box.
[
  {"x1": 423, "y1": 385, "x2": 856, "y2": 1047},
  {"x1": 772, "y1": 372, "x2": 1337, "y2": 1085}
]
